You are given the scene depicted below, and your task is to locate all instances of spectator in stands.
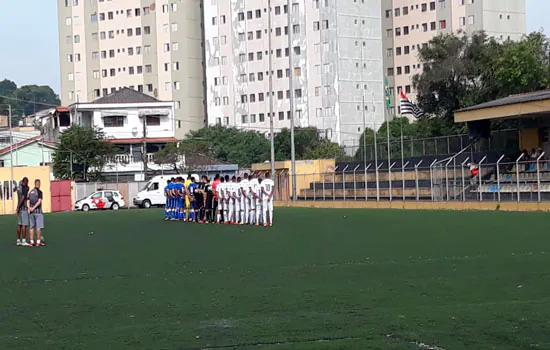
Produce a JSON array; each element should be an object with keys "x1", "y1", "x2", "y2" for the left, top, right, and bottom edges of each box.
[
  {"x1": 521, "y1": 149, "x2": 529, "y2": 171},
  {"x1": 468, "y1": 161, "x2": 479, "y2": 185},
  {"x1": 531, "y1": 148, "x2": 539, "y2": 161}
]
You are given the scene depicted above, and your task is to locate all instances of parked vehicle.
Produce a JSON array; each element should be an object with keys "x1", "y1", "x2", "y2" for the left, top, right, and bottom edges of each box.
[
  {"x1": 75, "y1": 190, "x2": 126, "y2": 212},
  {"x1": 133, "y1": 174, "x2": 199, "y2": 209}
]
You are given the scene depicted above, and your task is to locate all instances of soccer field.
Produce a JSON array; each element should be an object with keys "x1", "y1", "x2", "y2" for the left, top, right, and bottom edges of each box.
[{"x1": 2, "y1": 208, "x2": 550, "y2": 349}]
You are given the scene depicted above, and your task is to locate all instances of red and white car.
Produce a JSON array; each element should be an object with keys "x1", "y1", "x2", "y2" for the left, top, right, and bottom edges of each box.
[{"x1": 75, "y1": 190, "x2": 125, "y2": 212}]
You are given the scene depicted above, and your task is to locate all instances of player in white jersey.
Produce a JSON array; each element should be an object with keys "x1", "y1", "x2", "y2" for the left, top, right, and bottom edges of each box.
[
  {"x1": 216, "y1": 177, "x2": 226, "y2": 224},
  {"x1": 239, "y1": 174, "x2": 250, "y2": 225},
  {"x1": 231, "y1": 176, "x2": 241, "y2": 225},
  {"x1": 260, "y1": 172, "x2": 275, "y2": 227},
  {"x1": 252, "y1": 175, "x2": 263, "y2": 226},
  {"x1": 248, "y1": 174, "x2": 259, "y2": 225},
  {"x1": 223, "y1": 175, "x2": 232, "y2": 224}
]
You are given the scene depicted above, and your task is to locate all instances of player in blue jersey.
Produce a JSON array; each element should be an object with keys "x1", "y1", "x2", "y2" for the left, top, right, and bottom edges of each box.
[
  {"x1": 164, "y1": 179, "x2": 172, "y2": 220},
  {"x1": 187, "y1": 177, "x2": 198, "y2": 222},
  {"x1": 169, "y1": 178, "x2": 178, "y2": 220},
  {"x1": 175, "y1": 177, "x2": 185, "y2": 220}
]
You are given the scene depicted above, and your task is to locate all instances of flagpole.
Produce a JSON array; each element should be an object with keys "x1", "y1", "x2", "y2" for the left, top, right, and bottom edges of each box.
[
  {"x1": 400, "y1": 114, "x2": 405, "y2": 201},
  {"x1": 373, "y1": 119, "x2": 379, "y2": 201},
  {"x1": 386, "y1": 100, "x2": 391, "y2": 202}
]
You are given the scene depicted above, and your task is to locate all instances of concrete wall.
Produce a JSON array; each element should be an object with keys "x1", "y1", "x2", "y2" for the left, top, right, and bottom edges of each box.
[{"x1": 0, "y1": 166, "x2": 52, "y2": 215}]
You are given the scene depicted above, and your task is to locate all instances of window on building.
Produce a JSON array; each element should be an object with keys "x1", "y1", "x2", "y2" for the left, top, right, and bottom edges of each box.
[
  {"x1": 396, "y1": 47, "x2": 402, "y2": 55},
  {"x1": 146, "y1": 115, "x2": 161, "y2": 126},
  {"x1": 439, "y1": 20, "x2": 446, "y2": 29},
  {"x1": 103, "y1": 116, "x2": 124, "y2": 127}
]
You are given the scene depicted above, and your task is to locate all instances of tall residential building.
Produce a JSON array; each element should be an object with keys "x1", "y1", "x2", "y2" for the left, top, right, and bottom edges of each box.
[
  {"x1": 57, "y1": 0, "x2": 206, "y2": 139},
  {"x1": 203, "y1": 0, "x2": 385, "y2": 148},
  {"x1": 382, "y1": 0, "x2": 526, "y2": 116}
]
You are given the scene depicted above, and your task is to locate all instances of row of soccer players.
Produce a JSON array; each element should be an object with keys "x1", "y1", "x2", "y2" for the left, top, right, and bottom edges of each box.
[{"x1": 164, "y1": 172, "x2": 275, "y2": 226}]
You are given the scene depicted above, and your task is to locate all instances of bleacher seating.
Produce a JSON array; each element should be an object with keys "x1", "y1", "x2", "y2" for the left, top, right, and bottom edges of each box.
[{"x1": 298, "y1": 152, "x2": 500, "y2": 201}]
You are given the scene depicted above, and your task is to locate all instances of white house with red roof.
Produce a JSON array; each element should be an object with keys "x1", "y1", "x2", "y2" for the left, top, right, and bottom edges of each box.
[{"x1": 68, "y1": 88, "x2": 182, "y2": 180}]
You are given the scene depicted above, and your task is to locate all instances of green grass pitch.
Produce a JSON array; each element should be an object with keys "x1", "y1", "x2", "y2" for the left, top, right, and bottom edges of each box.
[{"x1": 2, "y1": 208, "x2": 550, "y2": 349}]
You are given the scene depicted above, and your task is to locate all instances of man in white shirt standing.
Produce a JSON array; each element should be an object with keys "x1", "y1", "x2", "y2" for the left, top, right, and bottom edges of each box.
[
  {"x1": 248, "y1": 173, "x2": 259, "y2": 226},
  {"x1": 239, "y1": 174, "x2": 250, "y2": 225},
  {"x1": 260, "y1": 172, "x2": 275, "y2": 227},
  {"x1": 231, "y1": 176, "x2": 241, "y2": 225},
  {"x1": 216, "y1": 177, "x2": 226, "y2": 224}
]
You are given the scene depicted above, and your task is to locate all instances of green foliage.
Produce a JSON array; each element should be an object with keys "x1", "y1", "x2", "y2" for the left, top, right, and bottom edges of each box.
[
  {"x1": 304, "y1": 139, "x2": 347, "y2": 160},
  {"x1": 13, "y1": 85, "x2": 61, "y2": 116},
  {"x1": 154, "y1": 143, "x2": 182, "y2": 171},
  {"x1": 184, "y1": 125, "x2": 271, "y2": 167},
  {"x1": 274, "y1": 127, "x2": 344, "y2": 160},
  {"x1": 413, "y1": 31, "x2": 550, "y2": 135},
  {"x1": 492, "y1": 32, "x2": 550, "y2": 96},
  {"x1": 53, "y1": 126, "x2": 116, "y2": 181},
  {"x1": 0, "y1": 79, "x2": 60, "y2": 124}
]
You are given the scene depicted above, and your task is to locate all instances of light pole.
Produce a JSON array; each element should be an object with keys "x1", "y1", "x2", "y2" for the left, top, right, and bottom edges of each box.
[
  {"x1": 268, "y1": 0, "x2": 276, "y2": 182},
  {"x1": 288, "y1": 0, "x2": 296, "y2": 201}
]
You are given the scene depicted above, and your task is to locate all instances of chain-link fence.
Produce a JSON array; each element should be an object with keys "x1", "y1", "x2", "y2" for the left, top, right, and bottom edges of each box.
[{"x1": 280, "y1": 153, "x2": 550, "y2": 203}]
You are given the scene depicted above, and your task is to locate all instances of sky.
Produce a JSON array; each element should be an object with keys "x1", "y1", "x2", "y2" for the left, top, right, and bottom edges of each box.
[{"x1": 0, "y1": 0, "x2": 548, "y2": 95}]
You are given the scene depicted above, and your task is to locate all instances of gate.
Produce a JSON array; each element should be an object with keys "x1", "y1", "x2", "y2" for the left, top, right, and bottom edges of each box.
[{"x1": 50, "y1": 180, "x2": 73, "y2": 212}]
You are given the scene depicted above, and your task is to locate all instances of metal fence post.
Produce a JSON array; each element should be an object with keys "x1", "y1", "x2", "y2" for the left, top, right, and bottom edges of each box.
[
  {"x1": 461, "y1": 157, "x2": 469, "y2": 202},
  {"x1": 313, "y1": 173, "x2": 317, "y2": 201},
  {"x1": 516, "y1": 154, "x2": 524, "y2": 202},
  {"x1": 496, "y1": 155, "x2": 505, "y2": 202},
  {"x1": 376, "y1": 162, "x2": 383, "y2": 201},
  {"x1": 332, "y1": 166, "x2": 338, "y2": 201},
  {"x1": 322, "y1": 172, "x2": 326, "y2": 201},
  {"x1": 353, "y1": 165, "x2": 359, "y2": 201},
  {"x1": 389, "y1": 162, "x2": 396, "y2": 202},
  {"x1": 537, "y1": 152, "x2": 545, "y2": 202},
  {"x1": 445, "y1": 158, "x2": 453, "y2": 201},
  {"x1": 364, "y1": 164, "x2": 371, "y2": 201},
  {"x1": 414, "y1": 160, "x2": 423, "y2": 201},
  {"x1": 341, "y1": 165, "x2": 349, "y2": 201},
  {"x1": 478, "y1": 156, "x2": 487, "y2": 202},
  {"x1": 430, "y1": 160, "x2": 435, "y2": 201},
  {"x1": 402, "y1": 161, "x2": 409, "y2": 201}
]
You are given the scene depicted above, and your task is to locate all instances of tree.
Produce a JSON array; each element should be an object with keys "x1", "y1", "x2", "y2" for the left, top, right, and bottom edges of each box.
[
  {"x1": 274, "y1": 127, "x2": 325, "y2": 160},
  {"x1": 304, "y1": 139, "x2": 346, "y2": 160},
  {"x1": 13, "y1": 85, "x2": 61, "y2": 116},
  {"x1": 492, "y1": 32, "x2": 550, "y2": 97},
  {"x1": 413, "y1": 31, "x2": 550, "y2": 136},
  {"x1": 413, "y1": 32, "x2": 498, "y2": 133},
  {"x1": 184, "y1": 126, "x2": 270, "y2": 167},
  {"x1": 53, "y1": 126, "x2": 116, "y2": 181},
  {"x1": 154, "y1": 143, "x2": 182, "y2": 171}
]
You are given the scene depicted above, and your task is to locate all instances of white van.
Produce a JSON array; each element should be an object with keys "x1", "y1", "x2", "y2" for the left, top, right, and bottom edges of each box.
[{"x1": 133, "y1": 174, "x2": 199, "y2": 209}]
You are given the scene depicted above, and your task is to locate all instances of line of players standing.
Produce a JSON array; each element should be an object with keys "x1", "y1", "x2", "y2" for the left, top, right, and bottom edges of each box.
[{"x1": 164, "y1": 172, "x2": 275, "y2": 226}]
